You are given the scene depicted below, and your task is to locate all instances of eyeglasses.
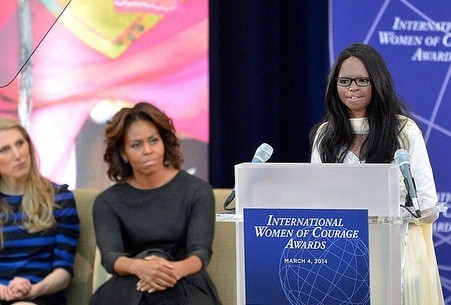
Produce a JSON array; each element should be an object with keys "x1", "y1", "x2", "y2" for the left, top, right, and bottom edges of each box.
[{"x1": 335, "y1": 77, "x2": 372, "y2": 87}]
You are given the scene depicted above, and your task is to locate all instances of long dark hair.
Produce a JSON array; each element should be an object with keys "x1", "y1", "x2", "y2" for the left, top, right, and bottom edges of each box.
[
  {"x1": 310, "y1": 43, "x2": 408, "y2": 163},
  {"x1": 103, "y1": 102, "x2": 183, "y2": 182}
]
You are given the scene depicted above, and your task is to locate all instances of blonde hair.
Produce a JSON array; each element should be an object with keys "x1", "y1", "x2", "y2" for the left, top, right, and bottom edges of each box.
[{"x1": 0, "y1": 118, "x2": 55, "y2": 244}]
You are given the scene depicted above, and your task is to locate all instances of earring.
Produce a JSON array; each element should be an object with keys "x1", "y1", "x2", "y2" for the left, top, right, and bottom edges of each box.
[
  {"x1": 164, "y1": 160, "x2": 170, "y2": 166},
  {"x1": 122, "y1": 157, "x2": 129, "y2": 163}
]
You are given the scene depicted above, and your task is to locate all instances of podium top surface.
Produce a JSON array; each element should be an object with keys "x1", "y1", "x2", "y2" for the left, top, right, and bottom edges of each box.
[{"x1": 234, "y1": 162, "x2": 400, "y2": 217}]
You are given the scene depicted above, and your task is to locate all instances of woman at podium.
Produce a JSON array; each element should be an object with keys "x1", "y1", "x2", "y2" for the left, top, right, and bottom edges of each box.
[{"x1": 310, "y1": 43, "x2": 444, "y2": 305}]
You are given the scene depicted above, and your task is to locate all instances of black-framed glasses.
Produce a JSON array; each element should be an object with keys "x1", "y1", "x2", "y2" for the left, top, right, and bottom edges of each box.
[{"x1": 335, "y1": 77, "x2": 372, "y2": 87}]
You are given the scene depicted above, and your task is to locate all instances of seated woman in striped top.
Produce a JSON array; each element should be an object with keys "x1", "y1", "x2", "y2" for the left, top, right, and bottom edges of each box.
[{"x1": 0, "y1": 117, "x2": 80, "y2": 305}]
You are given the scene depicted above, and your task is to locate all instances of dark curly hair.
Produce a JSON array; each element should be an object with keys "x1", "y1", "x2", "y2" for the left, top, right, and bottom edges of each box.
[{"x1": 103, "y1": 102, "x2": 183, "y2": 182}]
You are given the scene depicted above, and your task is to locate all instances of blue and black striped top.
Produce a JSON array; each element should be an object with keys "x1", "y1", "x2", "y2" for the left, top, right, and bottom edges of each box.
[{"x1": 0, "y1": 184, "x2": 80, "y2": 304}]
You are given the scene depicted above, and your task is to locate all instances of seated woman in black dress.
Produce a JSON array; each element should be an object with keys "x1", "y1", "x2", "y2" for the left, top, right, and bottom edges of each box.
[{"x1": 91, "y1": 102, "x2": 221, "y2": 305}]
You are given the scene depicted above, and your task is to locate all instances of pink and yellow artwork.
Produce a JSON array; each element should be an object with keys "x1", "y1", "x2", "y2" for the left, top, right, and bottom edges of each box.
[{"x1": 0, "y1": 0, "x2": 209, "y2": 187}]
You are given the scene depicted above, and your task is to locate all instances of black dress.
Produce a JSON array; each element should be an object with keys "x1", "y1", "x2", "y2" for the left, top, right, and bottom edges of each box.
[{"x1": 91, "y1": 171, "x2": 221, "y2": 305}]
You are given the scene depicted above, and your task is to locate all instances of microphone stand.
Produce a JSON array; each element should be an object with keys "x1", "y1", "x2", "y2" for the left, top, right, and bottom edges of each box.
[{"x1": 403, "y1": 177, "x2": 421, "y2": 218}]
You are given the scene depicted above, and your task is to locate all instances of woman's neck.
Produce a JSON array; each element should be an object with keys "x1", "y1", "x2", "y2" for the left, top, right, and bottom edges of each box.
[
  {"x1": 0, "y1": 178, "x2": 25, "y2": 195},
  {"x1": 348, "y1": 117, "x2": 369, "y2": 159},
  {"x1": 128, "y1": 167, "x2": 179, "y2": 190}
]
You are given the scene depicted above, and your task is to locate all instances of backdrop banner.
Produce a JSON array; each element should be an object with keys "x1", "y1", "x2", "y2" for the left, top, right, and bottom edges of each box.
[{"x1": 330, "y1": 0, "x2": 451, "y2": 303}]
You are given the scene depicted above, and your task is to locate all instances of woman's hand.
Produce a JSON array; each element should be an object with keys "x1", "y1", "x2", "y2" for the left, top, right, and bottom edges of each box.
[
  {"x1": 135, "y1": 255, "x2": 203, "y2": 293},
  {"x1": 9, "y1": 277, "x2": 32, "y2": 293},
  {"x1": 132, "y1": 255, "x2": 178, "y2": 293},
  {"x1": 7, "y1": 277, "x2": 32, "y2": 299},
  {"x1": 0, "y1": 278, "x2": 32, "y2": 301},
  {"x1": 0, "y1": 284, "x2": 18, "y2": 301}
]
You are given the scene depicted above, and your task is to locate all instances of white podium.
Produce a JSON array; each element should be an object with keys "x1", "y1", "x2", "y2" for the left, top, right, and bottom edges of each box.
[{"x1": 216, "y1": 163, "x2": 441, "y2": 305}]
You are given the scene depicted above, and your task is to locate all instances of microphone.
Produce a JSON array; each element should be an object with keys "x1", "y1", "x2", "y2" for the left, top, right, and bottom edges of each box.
[
  {"x1": 223, "y1": 143, "x2": 274, "y2": 210},
  {"x1": 394, "y1": 149, "x2": 421, "y2": 217}
]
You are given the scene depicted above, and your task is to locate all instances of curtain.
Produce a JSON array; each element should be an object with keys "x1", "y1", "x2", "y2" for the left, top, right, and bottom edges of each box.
[{"x1": 209, "y1": 0, "x2": 329, "y2": 187}]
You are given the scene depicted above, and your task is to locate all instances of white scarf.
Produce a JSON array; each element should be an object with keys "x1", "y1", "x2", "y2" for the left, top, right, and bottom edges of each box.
[{"x1": 349, "y1": 117, "x2": 369, "y2": 135}]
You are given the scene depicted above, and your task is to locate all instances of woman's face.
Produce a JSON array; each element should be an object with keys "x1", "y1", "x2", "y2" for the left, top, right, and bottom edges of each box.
[
  {"x1": 0, "y1": 128, "x2": 31, "y2": 183},
  {"x1": 336, "y1": 56, "x2": 373, "y2": 118},
  {"x1": 122, "y1": 119, "x2": 166, "y2": 178}
]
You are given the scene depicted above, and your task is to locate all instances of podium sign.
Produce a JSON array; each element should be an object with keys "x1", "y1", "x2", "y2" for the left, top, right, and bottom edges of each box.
[
  {"x1": 234, "y1": 163, "x2": 403, "y2": 305},
  {"x1": 243, "y1": 208, "x2": 370, "y2": 305}
]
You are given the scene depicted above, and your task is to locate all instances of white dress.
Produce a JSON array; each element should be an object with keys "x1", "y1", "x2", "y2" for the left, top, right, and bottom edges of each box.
[{"x1": 311, "y1": 116, "x2": 444, "y2": 305}]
